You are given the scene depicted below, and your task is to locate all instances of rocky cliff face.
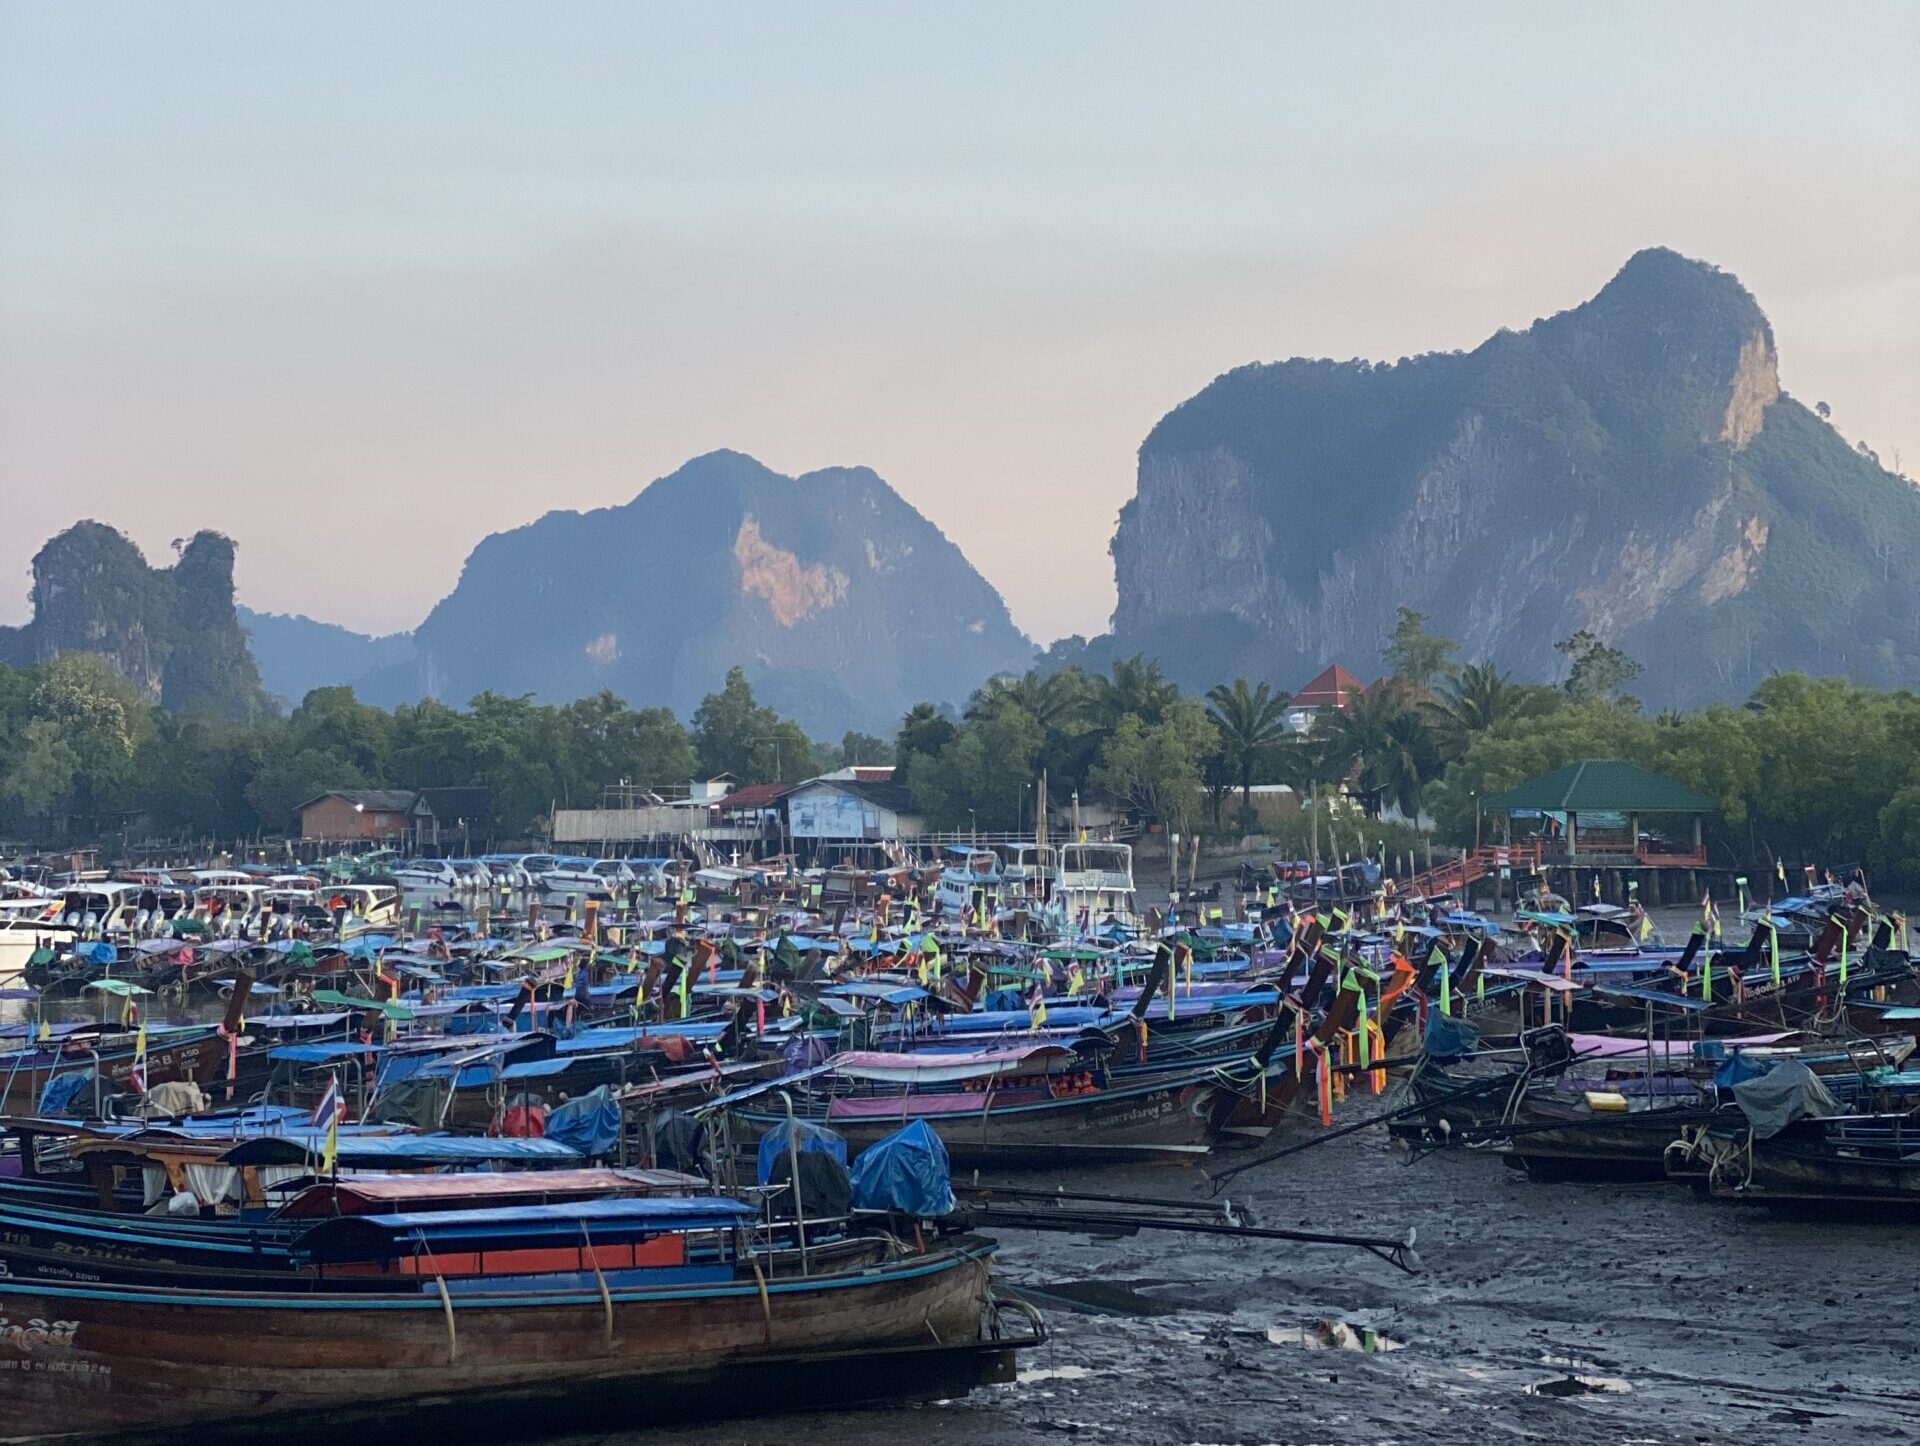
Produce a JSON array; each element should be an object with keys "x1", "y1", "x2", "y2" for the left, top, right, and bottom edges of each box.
[
  {"x1": 1105, "y1": 248, "x2": 1920, "y2": 703},
  {"x1": 353, "y1": 450, "x2": 1033, "y2": 735},
  {"x1": 0, "y1": 523, "x2": 267, "y2": 717}
]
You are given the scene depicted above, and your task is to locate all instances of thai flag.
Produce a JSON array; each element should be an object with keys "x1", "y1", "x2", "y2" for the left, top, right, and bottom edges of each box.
[{"x1": 310, "y1": 1073, "x2": 344, "y2": 1129}]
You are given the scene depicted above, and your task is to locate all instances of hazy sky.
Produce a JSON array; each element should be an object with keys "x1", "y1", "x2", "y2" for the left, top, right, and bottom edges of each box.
[{"x1": 3, "y1": 2, "x2": 1915, "y2": 642}]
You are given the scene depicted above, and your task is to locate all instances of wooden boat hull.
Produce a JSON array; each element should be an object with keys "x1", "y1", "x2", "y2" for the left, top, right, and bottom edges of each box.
[
  {"x1": 0, "y1": 1243, "x2": 1007, "y2": 1440},
  {"x1": 754, "y1": 1074, "x2": 1223, "y2": 1167},
  {"x1": 1501, "y1": 1103, "x2": 1713, "y2": 1182},
  {"x1": 1698, "y1": 1123, "x2": 1920, "y2": 1208},
  {"x1": 0, "y1": 1034, "x2": 230, "y2": 1115}
]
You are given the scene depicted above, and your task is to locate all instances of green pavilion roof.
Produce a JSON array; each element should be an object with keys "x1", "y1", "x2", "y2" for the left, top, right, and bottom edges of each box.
[{"x1": 1482, "y1": 759, "x2": 1715, "y2": 816}]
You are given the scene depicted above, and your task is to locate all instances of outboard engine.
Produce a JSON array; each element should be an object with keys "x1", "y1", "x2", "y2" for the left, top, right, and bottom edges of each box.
[{"x1": 1521, "y1": 1024, "x2": 1574, "y2": 1073}]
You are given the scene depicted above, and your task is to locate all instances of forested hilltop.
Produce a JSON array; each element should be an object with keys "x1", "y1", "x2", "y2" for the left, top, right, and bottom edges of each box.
[
  {"x1": 6, "y1": 610, "x2": 1919, "y2": 890},
  {"x1": 1086, "y1": 248, "x2": 1920, "y2": 706},
  {"x1": 0, "y1": 523, "x2": 267, "y2": 719}
]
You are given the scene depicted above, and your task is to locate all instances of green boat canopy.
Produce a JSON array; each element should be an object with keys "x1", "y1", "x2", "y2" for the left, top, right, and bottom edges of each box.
[
  {"x1": 310, "y1": 988, "x2": 414, "y2": 1020},
  {"x1": 85, "y1": 980, "x2": 152, "y2": 997}
]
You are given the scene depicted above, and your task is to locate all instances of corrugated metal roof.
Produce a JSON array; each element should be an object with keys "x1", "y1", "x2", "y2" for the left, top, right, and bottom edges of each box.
[
  {"x1": 296, "y1": 789, "x2": 418, "y2": 814},
  {"x1": 1482, "y1": 759, "x2": 1715, "y2": 815}
]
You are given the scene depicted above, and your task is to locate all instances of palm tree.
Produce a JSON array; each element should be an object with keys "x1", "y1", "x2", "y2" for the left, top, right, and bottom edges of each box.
[
  {"x1": 1428, "y1": 661, "x2": 1529, "y2": 758},
  {"x1": 1314, "y1": 681, "x2": 1440, "y2": 818},
  {"x1": 1368, "y1": 707, "x2": 1443, "y2": 819},
  {"x1": 966, "y1": 668, "x2": 1088, "y2": 733},
  {"x1": 1094, "y1": 655, "x2": 1178, "y2": 728},
  {"x1": 1205, "y1": 678, "x2": 1292, "y2": 815},
  {"x1": 1269, "y1": 732, "x2": 1343, "y2": 867}
]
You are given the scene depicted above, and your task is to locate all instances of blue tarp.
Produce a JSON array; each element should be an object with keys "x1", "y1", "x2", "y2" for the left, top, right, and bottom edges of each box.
[
  {"x1": 826, "y1": 982, "x2": 930, "y2": 1004},
  {"x1": 545, "y1": 1084, "x2": 621, "y2": 1156},
  {"x1": 269, "y1": 1041, "x2": 387, "y2": 1063},
  {"x1": 1715, "y1": 1052, "x2": 1778, "y2": 1089},
  {"x1": 222, "y1": 1133, "x2": 583, "y2": 1167},
  {"x1": 556, "y1": 1022, "x2": 729, "y2": 1052},
  {"x1": 756, "y1": 1117, "x2": 847, "y2": 1186},
  {"x1": 1731, "y1": 1059, "x2": 1839, "y2": 1139},
  {"x1": 849, "y1": 1119, "x2": 956, "y2": 1217},
  {"x1": 38, "y1": 1071, "x2": 94, "y2": 1115},
  {"x1": 1422, "y1": 1010, "x2": 1480, "y2": 1062}
]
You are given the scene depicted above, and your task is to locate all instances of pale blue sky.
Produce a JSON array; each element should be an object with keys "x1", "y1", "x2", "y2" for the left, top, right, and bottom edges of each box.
[{"x1": 3, "y1": 2, "x2": 1915, "y2": 639}]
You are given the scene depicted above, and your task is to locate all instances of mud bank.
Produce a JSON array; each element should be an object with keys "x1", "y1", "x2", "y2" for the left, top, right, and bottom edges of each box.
[{"x1": 594, "y1": 1115, "x2": 1920, "y2": 1446}]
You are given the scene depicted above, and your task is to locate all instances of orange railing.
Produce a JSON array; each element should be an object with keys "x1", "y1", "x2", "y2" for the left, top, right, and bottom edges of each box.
[{"x1": 1402, "y1": 841, "x2": 1543, "y2": 899}]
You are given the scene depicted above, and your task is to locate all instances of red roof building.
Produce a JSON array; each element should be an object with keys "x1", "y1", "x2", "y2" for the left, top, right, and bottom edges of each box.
[
  {"x1": 1291, "y1": 664, "x2": 1365, "y2": 711},
  {"x1": 712, "y1": 782, "x2": 791, "y2": 814}
]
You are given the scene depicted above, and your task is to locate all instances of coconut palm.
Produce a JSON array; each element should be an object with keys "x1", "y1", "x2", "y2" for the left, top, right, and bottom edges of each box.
[
  {"x1": 1314, "y1": 681, "x2": 1441, "y2": 818},
  {"x1": 1428, "y1": 661, "x2": 1532, "y2": 758},
  {"x1": 966, "y1": 668, "x2": 1088, "y2": 732},
  {"x1": 1205, "y1": 678, "x2": 1292, "y2": 815},
  {"x1": 1269, "y1": 731, "x2": 1346, "y2": 867},
  {"x1": 1094, "y1": 655, "x2": 1179, "y2": 729}
]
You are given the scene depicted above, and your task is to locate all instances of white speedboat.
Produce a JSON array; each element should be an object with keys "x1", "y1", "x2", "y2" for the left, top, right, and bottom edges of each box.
[{"x1": 0, "y1": 895, "x2": 69, "y2": 983}]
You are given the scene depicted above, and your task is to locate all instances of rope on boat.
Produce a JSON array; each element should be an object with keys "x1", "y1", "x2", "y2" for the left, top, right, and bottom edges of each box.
[
  {"x1": 582, "y1": 1221, "x2": 614, "y2": 1354},
  {"x1": 416, "y1": 1227, "x2": 458, "y2": 1362},
  {"x1": 749, "y1": 1256, "x2": 774, "y2": 1343}
]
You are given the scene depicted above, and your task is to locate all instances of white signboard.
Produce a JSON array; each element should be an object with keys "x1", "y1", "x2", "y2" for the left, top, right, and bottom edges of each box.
[{"x1": 789, "y1": 789, "x2": 883, "y2": 839}]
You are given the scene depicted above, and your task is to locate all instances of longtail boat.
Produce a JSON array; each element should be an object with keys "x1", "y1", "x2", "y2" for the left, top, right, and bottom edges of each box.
[
  {"x1": 0, "y1": 1197, "x2": 1036, "y2": 1440},
  {"x1": 730, "y1": 1044, "x2": 1235, "y2": 1165}
]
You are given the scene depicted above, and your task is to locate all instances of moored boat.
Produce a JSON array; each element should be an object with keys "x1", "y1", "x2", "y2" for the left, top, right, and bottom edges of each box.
[{"x1": 0, "y1": 1214, "x2": 1031, "y2": 1442}]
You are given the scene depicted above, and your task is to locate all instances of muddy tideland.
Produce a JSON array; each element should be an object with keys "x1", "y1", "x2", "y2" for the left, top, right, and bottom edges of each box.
[{"x1": 612, "y1": 1120, "x2": 1920, "y2": 1446}]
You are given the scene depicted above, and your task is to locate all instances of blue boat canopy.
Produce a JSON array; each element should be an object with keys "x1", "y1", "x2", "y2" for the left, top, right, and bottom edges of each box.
[
  {"x1": 269, "y1": 1041, "x2": 387, "y2": 1063},
  {"x1": 223, "y1": 1133, "x2": 584, "y2": 1167},
  {"x1": 825, "y1": 982, "x2": 929, "y2": 1004},
  {"x1": 295, "y1": 1195, "x2": 756, "y2": 1262}
]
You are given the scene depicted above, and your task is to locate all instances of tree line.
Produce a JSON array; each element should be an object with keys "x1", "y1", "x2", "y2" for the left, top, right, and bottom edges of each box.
[
  {"x1": 5, "y1": 612, "x2": 1919, "y2": 889},
  {"x1": 0, "y1": 661, "x2": 888, "y2": 845}
]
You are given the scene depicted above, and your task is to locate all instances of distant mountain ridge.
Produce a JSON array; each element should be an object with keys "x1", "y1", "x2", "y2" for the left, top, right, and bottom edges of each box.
[
  {"x1": 1082, "y1": 247, "x2": 1920, "y2": 703},
  {"x1": 259, "y1": 450, "x2": 1034, "y2": 734},
  {"x1": 15, "y1": 253, "x2": 1916, "y2": 730},
  {"x1": 235, "y1": 607, "x2": 417, "y2": 706}
]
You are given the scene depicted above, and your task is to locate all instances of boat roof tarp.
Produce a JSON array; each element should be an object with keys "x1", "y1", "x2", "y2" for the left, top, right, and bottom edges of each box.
[
  {"x1": 849, "y1": 1119, "x2": 955, "y2": 1217},
  {"x1": 269, "y1": 1041, "x2": 388, "y2": 1063},
  {"x1": 556, "y1": 1022, "x2": 728, "y2": 1052},
  {"x1": 224, "y1": 1133, "x2": 583, "y2": 1167},
  {"x1": 296, "y1": 1195, "x2": 755, "y2": 1261},
  {"x1": 1731, "y1": 1059, "x2": 1840, "y2": 1139},
  {"x1": 273, "y1": 1166, "x2": 700, "y2": 1218},
  {"x1": 830, "y1": 1045, "x2": 1074, "y2": 1084}
]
